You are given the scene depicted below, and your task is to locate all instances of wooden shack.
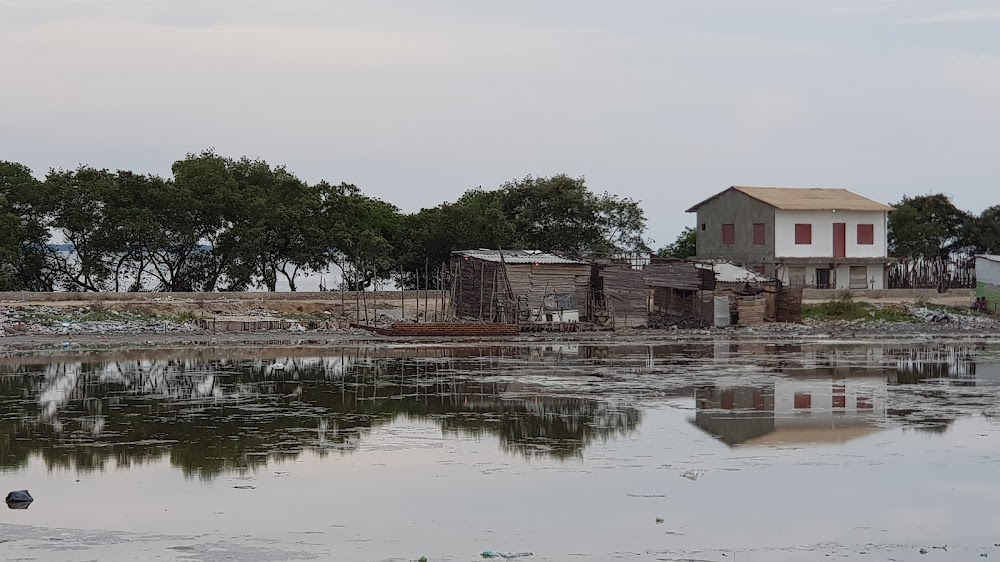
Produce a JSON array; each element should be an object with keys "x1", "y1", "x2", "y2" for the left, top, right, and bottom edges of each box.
[
  {"x1": 644, "y1": 261, "x2": 713, "y2": 326},
  {"x1": 450, "y1": 250, "x2": 590, "y2": 324},
  {"x1": 593, "y1": 265, "x2": 647, "y2": 328}
]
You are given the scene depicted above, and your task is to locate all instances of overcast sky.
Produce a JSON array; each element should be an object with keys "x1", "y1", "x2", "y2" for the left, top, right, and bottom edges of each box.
[{"x1": 2, "y1": 0, "x2": 998, "y2": 246}]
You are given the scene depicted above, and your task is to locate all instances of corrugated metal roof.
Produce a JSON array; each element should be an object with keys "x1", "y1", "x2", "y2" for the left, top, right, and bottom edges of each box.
[
  {"x1": 686, "y1": 186, "x2": 895, "y2": 213},
  {"x1": 452, "y1": 249, "x2": 587, "y2": 265}
]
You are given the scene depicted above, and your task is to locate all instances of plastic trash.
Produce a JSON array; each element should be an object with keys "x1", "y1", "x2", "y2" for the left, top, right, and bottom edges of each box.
[
  {"x1": 481, "y1": 552, "x2": 533, "y2": 559},
  {"x1": 679, "y1": 469, "x2": 704, "y2": 481},
  {"x1": 6, "y1": 490, "x2": 33, "y2": 509}
]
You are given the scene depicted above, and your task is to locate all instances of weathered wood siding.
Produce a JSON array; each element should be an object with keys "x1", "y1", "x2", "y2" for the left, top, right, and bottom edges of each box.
[
  {"x1": 601, "y1": 266, "x2": 647, "y2": 327},
  {"x1": 451, "y1": 258, "x2": 589, "y2": 322}
]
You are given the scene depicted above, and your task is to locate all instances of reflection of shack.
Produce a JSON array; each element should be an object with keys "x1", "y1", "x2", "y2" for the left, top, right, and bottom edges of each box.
[{"x1": 450, "y1": 250, "x2": 590, "y2": 324}]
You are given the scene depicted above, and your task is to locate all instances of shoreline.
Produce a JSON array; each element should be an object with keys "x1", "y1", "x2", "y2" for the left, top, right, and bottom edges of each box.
[{"x1": 2, "y1": 324, "x2": 999, "y2": 356}]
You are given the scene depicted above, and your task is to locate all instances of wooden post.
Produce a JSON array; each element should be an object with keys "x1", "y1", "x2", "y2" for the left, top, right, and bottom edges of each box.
[
  {"x1": 424, "y1": 258, "x2": 430, "y2": 323},
  {"x1": 400, "y1": 265, "x2": 405, "y2": 320},
  {"x1": 415, "y1": 269, "x2": 420, "y2": 322},
  {"x1": 354, "y1": 273, "x2": 360, "y2": 323},
  {"x1": 479, "y1": 262, "x2": 485, "y2": 321}
]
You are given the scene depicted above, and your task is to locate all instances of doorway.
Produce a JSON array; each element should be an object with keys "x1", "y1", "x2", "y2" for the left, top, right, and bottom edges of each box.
[{"x1": 816, "y1": 268, "x2": 831, "y2": 289}]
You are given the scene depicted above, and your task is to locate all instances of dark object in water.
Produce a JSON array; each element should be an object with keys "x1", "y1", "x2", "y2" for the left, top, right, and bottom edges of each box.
[{"x1": 6, "y1": 490, "x2": 33, "y2": 509}]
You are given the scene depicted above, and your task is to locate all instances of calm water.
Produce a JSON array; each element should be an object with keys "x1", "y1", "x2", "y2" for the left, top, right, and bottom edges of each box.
[{"x1": 2, "y1": 341, "x2": 1000, "y2": 561}]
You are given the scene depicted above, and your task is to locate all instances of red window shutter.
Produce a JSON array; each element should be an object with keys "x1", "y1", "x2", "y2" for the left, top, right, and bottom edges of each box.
[
  {"x1": 857, "y1": 224, "x2": 874, "y2": 245},
  {"x1": 794, "y1": 392, "x2": 812, "y2": 409},
  {"x1": 795, "y1": 224, "x2": 812, "y2": 245},
  {"x1": 857, "y1": 396, "x2": 873, "y2": 410},
  {"x1": 832, "y1": 395, "x2": 847, "y2": 408},
  {"x1": 722, "y1": 224, "x2": 735, "y2": 245},
  {"x1": 721, "y1": 390, "x2": 734, "y2": 410},
  {"x1": 753, "y1": 223, "x2": 765, "y2": 245}
]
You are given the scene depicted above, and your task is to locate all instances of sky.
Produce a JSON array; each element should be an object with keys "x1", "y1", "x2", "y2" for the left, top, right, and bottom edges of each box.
[{"x1": 2, "y1": 0, "x2": 999, "y2": 248}]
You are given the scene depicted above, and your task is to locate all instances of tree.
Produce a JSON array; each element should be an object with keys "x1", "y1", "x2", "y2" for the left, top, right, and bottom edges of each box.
[
  {"x1": 0, "y1": 162, "x2": 49, "y2": 290},
  {"x1": 966, "y1": 206, "x2": 1000, "y2": 255},
  {"x1": 656, "y1": 227, "x2": 697, "y2": 259},
  {"x1": 501, "y1": 175, "x2": 647, "y2": 256},
  {"x1": 888, "y1": 194, "x2": 970, "y2": 260},
  {"x1": 40, "y1": 167, "x2": 120, "y2": 291},
  {"x1": 223, "y1": 157, "x2": 332, "y2": 291}
]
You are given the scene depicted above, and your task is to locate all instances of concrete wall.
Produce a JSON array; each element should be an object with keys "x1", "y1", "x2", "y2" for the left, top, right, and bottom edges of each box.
[
  {"x1": 976, "y1": 258, "x2": 1000, "y2": 286},
  {"x1": 774, "y1": 210, "x2": 888, "y2": 258},
  {"x1": 695, "y1": 189, "x2": 775, "y2": 268},
  {"x1": 778, "y1": 265, "x2": 885, "y2": 290}
]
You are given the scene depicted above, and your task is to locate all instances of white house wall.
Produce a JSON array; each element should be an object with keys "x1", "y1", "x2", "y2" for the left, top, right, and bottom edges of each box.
[
  {"x1": 777, "y1": 264, "x2": 885, "y2": 290},
  {"x1": 977, "y1": 257, "x2": 1000, "y2": 286},
  {"x1": 774, "y1": 210, "x2": 888, "y2": 258}
]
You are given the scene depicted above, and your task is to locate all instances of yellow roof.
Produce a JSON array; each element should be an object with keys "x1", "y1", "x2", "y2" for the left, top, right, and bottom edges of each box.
[{"x1": 687, "y1": 186, "x2": 895, "y2": 213}]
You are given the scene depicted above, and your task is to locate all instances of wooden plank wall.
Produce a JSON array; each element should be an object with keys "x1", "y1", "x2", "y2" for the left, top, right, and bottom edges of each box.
[
  {"x1": 643, "y1": 263, "x2": 702, "y2": 291},
  {"x1": 602, "y1": 266, "x2": 647, "y2": 327},
  {"x1": 452, "y1": 258, "x2": 505, "y2": 321},
  {"x1": 504, "y1": 263, "x2": 591, "y2": 319},
  {"x1": 736, "y1": 297, "x2": 766, "y2": 327}
]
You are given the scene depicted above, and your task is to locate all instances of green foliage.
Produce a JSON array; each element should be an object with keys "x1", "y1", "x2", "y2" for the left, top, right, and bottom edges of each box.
[
  {"x1": 0, "y1": 155, "x2": 650, "y2": 292},
  {"x1": 657, "y1": 227, "x2": 697, "y2": 259},
  {"x1": 966, "y1": 205, "x2": 1000, "y2": 255},
  {"x1": 802, "y1": 293, "x2": 914, "y2": 322},
  {"x1": 889, "y1": 194, "x2": 970, "y2": 260},
  {"x1": 0, "y1": 161, "x2": 50, "y2": 290}
]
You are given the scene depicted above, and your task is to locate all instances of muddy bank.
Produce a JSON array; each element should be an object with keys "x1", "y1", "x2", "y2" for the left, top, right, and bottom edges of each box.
[{"x1": 1, "y1": 323, "x2": 1000, "y2": 356}]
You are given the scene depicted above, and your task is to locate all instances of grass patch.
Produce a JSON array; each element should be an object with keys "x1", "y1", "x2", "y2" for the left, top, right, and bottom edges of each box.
[{"x1": 803, "y1": 292, "x2": 915, "y2": 323}]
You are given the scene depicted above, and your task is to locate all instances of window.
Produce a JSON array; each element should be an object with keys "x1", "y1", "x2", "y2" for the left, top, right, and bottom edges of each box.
[
  {"x1": 794, "y1": 392, "x2": 812, "y2": 409},
  {"x1": 794, "y1": 224, "x2": 812, "y2": 245},
  {"x1": 722, "y1": 223, "x2": 735, "y2": 245},
  {"x1": 753, "y1": 223, "x2": 766, "y2": 245},
  {"x1": 857, "y1": 224, "x2": 874, "y2": 245},
  {"x1": 701, "y1": 223, "x2": 706, "y2": 231}
]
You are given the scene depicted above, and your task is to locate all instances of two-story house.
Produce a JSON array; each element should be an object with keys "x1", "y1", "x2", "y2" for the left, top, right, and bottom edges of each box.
[{"x1": 687, "y1": 186, "x2": 895, "y2": 289}]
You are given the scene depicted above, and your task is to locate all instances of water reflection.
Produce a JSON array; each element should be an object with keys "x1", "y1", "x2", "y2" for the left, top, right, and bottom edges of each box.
[
  {"x1": 693, "y1": 377, "x2": 887, "y2": 446},
  {"x1": 2, "y1": 341, "x2": 999, "y2": 477},
  {"x1": 0, "y1": 347, "x2": 641, "y2": 478}
]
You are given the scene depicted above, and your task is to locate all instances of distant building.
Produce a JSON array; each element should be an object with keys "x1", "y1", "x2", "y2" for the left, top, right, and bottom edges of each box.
[
  {"x1": 687, "y1": 186, "x2": 895, "y2": 289},
  {"x1": 976, "y1": 255, "x2": 1000, "y2": 313}
]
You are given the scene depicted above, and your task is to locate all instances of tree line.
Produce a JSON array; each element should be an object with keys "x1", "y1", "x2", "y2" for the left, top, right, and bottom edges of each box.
[
  {"x1": 0, "y1": 152, "x2": 648, "y2": 291},
  {"x1": 657, "y1": 193, "x2": 1000, "y2": 261}
]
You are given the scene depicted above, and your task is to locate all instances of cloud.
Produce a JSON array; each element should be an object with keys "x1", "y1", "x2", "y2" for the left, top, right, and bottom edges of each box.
[{"x1": 902, "y1": 7, "x2": 1000, "y2": 24}]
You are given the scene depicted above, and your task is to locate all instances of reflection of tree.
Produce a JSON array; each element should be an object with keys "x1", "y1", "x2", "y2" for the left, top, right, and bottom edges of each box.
[{"x1": 0, "y1": 353, "x2": 640, "y2": 478}]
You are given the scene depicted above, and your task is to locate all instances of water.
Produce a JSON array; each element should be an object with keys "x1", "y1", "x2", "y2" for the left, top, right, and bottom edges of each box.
[{"x1": 2, "y1": 341, "x2": 1000, "y2": 561}]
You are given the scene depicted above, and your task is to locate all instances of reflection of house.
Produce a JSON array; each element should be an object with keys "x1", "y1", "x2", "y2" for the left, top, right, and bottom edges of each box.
[
  {"x1": 687, "y1": 186, "x2": 895, "y2": 289},
  {"x1": 694, "y1": 377, "x2": 887, "y2": 447},
  {"x1": 450, "y1": 250, "x2": 590, "y2": 323}
]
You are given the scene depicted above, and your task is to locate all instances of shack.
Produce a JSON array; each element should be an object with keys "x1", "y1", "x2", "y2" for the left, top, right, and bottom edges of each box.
[
  {"x1": 976, "y1": 255, "x2": 1000, "y2": 313},
  {"x1": 450, "y1": 250, "x2": 590, "y2": 324},
  {"x1": 592, "y1": 264, "x2": 647, "y2": 328},
  {"x1": 644, "y1": 260, "x2": 713, "y2": 326}
]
